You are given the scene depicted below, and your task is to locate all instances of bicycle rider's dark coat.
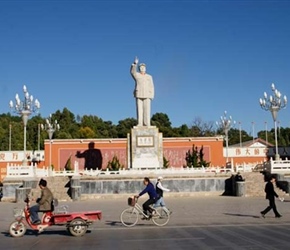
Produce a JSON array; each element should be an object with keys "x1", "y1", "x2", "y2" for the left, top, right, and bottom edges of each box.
[{"x1": 139, "y1": 182, "x2": 157, "y2": 200}]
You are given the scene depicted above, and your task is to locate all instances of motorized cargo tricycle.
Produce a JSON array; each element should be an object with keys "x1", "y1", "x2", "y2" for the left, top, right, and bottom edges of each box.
[{"x1": 9, "y1": 197, "x2": 102, "y2": 237}]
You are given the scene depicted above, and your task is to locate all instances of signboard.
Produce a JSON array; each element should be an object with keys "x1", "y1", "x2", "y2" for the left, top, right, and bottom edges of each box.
[
  {"x1": 136, "y1": 136, "x2": 154, "y2": 147},
  {"x1": 0, "y1": 151, "x2": 45, "y2": 162},
  {"x1": 225, "y1": 147, "x2": 268, "y2": 157}
]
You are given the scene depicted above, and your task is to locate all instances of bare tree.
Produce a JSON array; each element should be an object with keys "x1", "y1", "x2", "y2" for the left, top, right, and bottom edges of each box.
[{"x1": 190, "y1": 117, "x2": 216, "y2": 137}]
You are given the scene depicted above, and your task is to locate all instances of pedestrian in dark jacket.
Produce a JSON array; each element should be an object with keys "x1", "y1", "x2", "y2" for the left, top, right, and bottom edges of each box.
[
  {"x1": 261, "y1": 175, "x2": 282, "y2": 218},
  {"x1": 136, "y1": 177, "x2": 158, "y2": 218}
]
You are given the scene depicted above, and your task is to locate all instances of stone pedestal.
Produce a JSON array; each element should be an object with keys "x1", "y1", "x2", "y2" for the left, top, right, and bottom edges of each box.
[
  {"x1": 23, "y1": 178, "x2": 38, "y2": 189},
  {"x1": 16, "y1": 187, "x2": 31, "y2": 203},
  {"x1": 70, "y1": 177, "x2": 80, "y2": 187},
  {"x1": 71, "y1": 186, "x2": 81, "y2": 201},
  {"x1": 127, "y1": 126, "x2": 163, "y2": 169}
]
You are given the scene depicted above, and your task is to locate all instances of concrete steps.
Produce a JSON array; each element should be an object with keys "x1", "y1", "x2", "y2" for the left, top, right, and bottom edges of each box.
[
  {"x1": 243, "y1": 172, "x2": 265, "y2": 197},
  {"x1": 243, "y1": 172, "x2": 287, "y2": 197}
]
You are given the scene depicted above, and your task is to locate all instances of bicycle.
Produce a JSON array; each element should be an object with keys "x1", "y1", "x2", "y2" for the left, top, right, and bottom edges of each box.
[{"x1": 120, "y1": 197, "x2": 170, "y2": 227}]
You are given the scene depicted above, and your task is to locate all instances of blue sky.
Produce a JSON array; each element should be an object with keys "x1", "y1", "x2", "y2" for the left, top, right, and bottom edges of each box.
[{"x1": 0, "y1": 0, "x2": 290, "y2": 136}]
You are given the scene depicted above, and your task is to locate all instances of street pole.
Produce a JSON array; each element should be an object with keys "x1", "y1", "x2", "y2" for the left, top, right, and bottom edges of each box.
[
  {"x1": 239, "y1": 122, "x2": 242, "y2": 148},
  {"x1": 225, "y1": 129, "x2": 229, "y2": 162},
  {"x1": 259, "y1": 83, "x2": 287, "y2": 160},
  {"x1": 265, "y1": 121, "x2": 268, "y2": 144},
  {"x1": 9, "y1": 85, "x2": 40, "y2": 165},
  {"x1": 274, "y1": 119, "x2": 278, "y2": 158},
  {"x1": 216, "y1": 111, "x2": 235, "y2": 165},
  {"x1": 22, "y1": 110, "x2": 30, "y2": 164},
  {"x1": 9, "y1": 123, "x2": 12, "y2": 151},
  {"x1": 42, "y1": 114, "x2": 60, "y2": 168},
  {"x1": 252, "y1": 122, "x2": 255, "y2": 143},
  {"x1": 38, "y1": 123, "x2": 40, "y2": 151}
]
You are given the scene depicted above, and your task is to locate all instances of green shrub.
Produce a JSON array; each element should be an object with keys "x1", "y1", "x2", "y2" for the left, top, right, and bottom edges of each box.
[
  {"x1": 163, "y1": 155, "x2": 170, "y2": 168},
  {"x1": 184, "y1": 144, "x2": 210, "y2": 168},
  {"x1": 106, "y1": 155, "x2": 124, "y2": 171}
]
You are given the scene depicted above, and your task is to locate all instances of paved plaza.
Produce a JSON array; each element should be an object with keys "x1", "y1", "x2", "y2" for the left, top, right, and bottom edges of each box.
[{"x1": 1, "y1": 195, "x2": 290, "y2": 249}]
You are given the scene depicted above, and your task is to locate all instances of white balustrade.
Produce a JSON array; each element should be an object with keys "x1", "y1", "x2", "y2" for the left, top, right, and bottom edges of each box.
[
  {"x1": 269, "y1": 158, "x2": 290, "y2": 173},
  {"x1": 8, "y1": 159, "x2": 288, "y2": 179}
]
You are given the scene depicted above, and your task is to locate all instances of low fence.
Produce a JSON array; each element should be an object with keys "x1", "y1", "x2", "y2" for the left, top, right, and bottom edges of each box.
[
  {"x1": 4, "y1": 161, "x2": 259, "y2": 179},
  {"x1": 265, "y1": 158, "x2": 290, "y2": 173}
]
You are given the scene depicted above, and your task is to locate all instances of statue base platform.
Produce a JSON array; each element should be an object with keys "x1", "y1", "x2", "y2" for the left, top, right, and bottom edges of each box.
[{"x1": 127, "y1": 126, "x2": 163, "y2": 169}]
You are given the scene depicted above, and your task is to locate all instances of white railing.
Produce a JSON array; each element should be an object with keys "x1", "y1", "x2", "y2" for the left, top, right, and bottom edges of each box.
[
  {"x1": 269, "y1": 158, "x2": 290, "y2": 173},
  {"x1": 4, "y1": 160, "x2": 267, "y2": 179},
  {"x1": 7, "y1": 160, "x2": 286, "y2": 179},
  {"x1": 6, "y1": 164, "x2": 35, "y2": 177},
  {"x1": 5, "y1": 161, "x2": 262, "y2": 178},
  {"x1": 6, "y1": 163, "x2": 79, "y2": 178},
  {"x1": 80, "y1": 166, "x2": 231, "y2": 177}
]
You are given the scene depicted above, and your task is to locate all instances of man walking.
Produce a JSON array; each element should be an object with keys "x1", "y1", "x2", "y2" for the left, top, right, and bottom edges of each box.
[{"x1": 261, "y1": 175, "x2": 282, "y2": 218}]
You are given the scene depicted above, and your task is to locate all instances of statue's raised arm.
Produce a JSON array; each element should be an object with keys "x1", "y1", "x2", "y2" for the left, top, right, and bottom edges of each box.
[
  {"x1": 130, "y1": 56, "x2": 139, "y2": 79},
  {"x1": 134, "y1": 56, "x2": 139, "y2": 65}
]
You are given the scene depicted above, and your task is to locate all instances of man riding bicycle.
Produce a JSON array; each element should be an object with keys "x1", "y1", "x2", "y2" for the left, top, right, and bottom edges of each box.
[{"x1": 136, "y1": 177, "x2": 158, "y2": 219}]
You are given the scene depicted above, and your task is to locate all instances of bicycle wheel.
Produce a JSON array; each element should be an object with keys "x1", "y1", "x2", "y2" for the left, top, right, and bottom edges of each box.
[
  {"x1": 120, "y1": 207, "x2": 139, "y2": 227},
  {"x1": 152, "y1": 207, "x2": 170, "y2": 226}
]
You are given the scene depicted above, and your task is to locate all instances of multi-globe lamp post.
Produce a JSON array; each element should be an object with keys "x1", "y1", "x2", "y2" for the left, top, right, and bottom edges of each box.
[
  {"x1": 41, "y1": 114, "x2": 60, "y2": 168},
  {"x1": 9, "y1": 85, "x2": 40, "y2": 165},
  {"x1": 216, "y1": 111, "x2": 235, "y2": 163},
  {"x1": 259, "y1": 83, "x2": 287, "y2": 160}
]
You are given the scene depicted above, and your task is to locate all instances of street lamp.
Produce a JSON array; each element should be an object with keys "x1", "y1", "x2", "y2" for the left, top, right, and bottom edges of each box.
[
  {"x1": 251, "y1": 121, "x2": 255, "y2": 143},
  {"x1": 216, "y1": 111, "x2": 235, "y2": 163},
  {"x1": 9, "y1": 123, "x2": 12, "y2": 151},
  {"x1": 238, "y1": 121, "x2": 242, "y2": 148},
  {"x1": 265, "y1": 121, "x2": 268, "y2": 145},
  {"x1": 41, "y1": 114, "x2": 60, "y2": 168},
  {"x1": 259, "y1": 83, "x2": 287, "y2": 160},
  {"x1": 9, "y1": 85, "x2": 40, "y2": 165}
]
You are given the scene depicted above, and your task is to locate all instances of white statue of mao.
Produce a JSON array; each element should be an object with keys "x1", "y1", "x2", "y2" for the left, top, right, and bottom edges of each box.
[{"x1": 130, "y1": 56, "x2": 155, "y2": 126}]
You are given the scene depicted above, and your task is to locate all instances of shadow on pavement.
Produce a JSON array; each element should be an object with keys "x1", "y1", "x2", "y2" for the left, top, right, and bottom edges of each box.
[
  {"x1": 2, "y1": 229, "x2": 92, "y2": 237},
  {"x1": 223, "y1": 213, "x2": 261, "y2": 219},
  {"x1": 105, "y1": 220, "x2": 148, "y2": 227},
  {"x1": 105, "y1": 220, "x2": 123, "y2": 226}
]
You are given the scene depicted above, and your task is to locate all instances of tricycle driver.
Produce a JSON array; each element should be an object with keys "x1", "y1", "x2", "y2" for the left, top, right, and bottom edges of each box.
[{"x1": 29, "y1": 179, "x2": 53, "y2": 225}]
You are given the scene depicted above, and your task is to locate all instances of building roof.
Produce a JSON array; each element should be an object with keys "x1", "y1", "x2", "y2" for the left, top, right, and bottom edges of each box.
[{"x1": 230, "y1": 138, "x2": 274, "y2": 148}]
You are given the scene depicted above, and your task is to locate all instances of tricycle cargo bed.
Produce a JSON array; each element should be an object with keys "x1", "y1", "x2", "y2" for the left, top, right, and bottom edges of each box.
[{"x1": 53, "y1": 211, "x2": 102, "y2": 224}]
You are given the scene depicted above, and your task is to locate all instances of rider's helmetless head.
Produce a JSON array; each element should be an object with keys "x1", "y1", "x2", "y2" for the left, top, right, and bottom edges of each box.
[{"x1": 143, "y1": 177, "x2": 150, "y2": 185}]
